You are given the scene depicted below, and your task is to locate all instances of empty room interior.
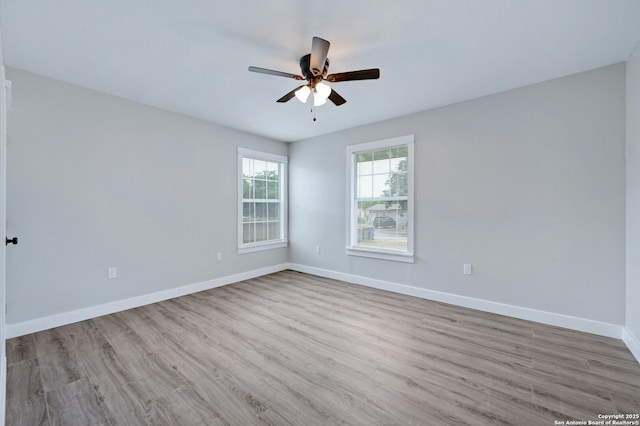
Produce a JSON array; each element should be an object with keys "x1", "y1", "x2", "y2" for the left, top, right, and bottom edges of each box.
[{"x1": 0, "y1": 1, "x2": 640, "y2": 425}]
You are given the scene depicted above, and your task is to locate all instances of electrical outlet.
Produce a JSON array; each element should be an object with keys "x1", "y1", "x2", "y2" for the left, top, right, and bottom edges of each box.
[
  {"x1": 216, "y1": 252, "x2": 222, "y2": 261},
  {"x1": 463, "y1": 264, "x2": 472, "y2": 275},
  {"x1": 108, "y1": 267, "x2": 117, "y2": 279},
  {"x1": 315, "y1": 245, "x2": 321, "y2": 254}
]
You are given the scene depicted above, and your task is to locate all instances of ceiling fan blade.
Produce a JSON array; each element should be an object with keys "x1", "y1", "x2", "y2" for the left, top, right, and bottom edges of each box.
[
  {"x1": 310, "y1": 37, "x2": 330, "y2": 76},
  {"x1": 328, "y1": 89, "x2": 347, "y2": 106},
  {"x1": 326, "y1": 68, "x2": 380, "y2": 83},
  {"x1": 248, "y1": 66, "x2": 304, "y2": 80},
  {"x1": 276, "y1": 85, "x2": 306, "y2": 103}
]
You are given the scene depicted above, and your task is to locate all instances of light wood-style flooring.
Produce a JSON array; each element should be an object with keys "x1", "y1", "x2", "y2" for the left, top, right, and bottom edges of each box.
[{"x1": 5, "y1": 270, "x2": 640, "y2": 425}]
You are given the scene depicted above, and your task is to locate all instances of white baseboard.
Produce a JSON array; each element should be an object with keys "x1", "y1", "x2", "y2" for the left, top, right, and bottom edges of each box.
[
  {"x1": 623, "y1": 327, "x2": 640, "y2": 364},
  {"x1": 5, "y1": 263, "x2": 289, "y2": 338},
  {"x1": 5, "y1": 262, "x2": 629, "y2": 347},
  {"x1": 286, "y1": 263, "x2": 623, "y2": 339}
]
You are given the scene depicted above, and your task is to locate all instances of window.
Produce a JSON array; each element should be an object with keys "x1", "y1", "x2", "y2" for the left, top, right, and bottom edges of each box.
[
  {"x1": 346, "y1": 135, "x2": 414, "y2": 262},
  {"x1": 238, "y1": 148, "x2": 288, "y2": 253}
]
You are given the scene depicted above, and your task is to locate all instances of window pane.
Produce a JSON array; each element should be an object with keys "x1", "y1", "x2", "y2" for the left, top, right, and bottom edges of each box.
[
  {"x1": 254, "y1": 160, "x2": 267, "y2": 177},
  {"x1": 268, "y1": 221, "x2": 280, "y2": 240},
  {"x1": 373, "y1": 174, "x2": 388, "y2": 198},
  {"x1": 266, "y1": 161, "x2": 279, "y2": 178},
  {"x1": 243, "y1": 223, "x2": 254, "y2": 244},
  {"x1": 243, "y1": 178, "x2": 252, "y2": 199},
  {"x1": 388, "y1": 147, "x2": 398, "y2": 160},
  {"x1": 255, "y1": 179, "x2": 266, "y2": 199},
  {"x1": 357, "y1": 175, "x2": 373, "y2": 198},
  {"x1": 356, "y1": 152, "x2": 372, "y2": 163},
  {"x1": 390, "y1": 157, "x2": 402, "y2": 171},
  {"x1": 357, "y1": 160, "x2": 372, "y2": 175},
  {"x1": 390, "y1": 170, "x2": 408, "y2": 196},
  {"x1": 267, "y1": 181, "x2": 279, "y2": 199},
  {"x1": 243, "y1": 202, "x2": 254, "y2": 222},
  {"x1": 397, "y1": 199, "x2": 408, "y2": 217},
  {"x1": 373, "y1": 149, "x2": 389, "y2": 161},
  {"x1": 243, "y1": 158, "x2": 252, "y2": 177},
  {"x1": 373, "y1": 158, "x2": 390, "y2": 174},
  {"x1": 267, "y1": 202, "x2": 280, "y2": 220},
  {"x1": 355, "y1": 200, "x2": 407, "y2": 251},
  {"x1": 255, "y1": 222, "x2": 268, "y2": 242},
  {"x1": 255, "y1": 202, "x2": 267, "y2": 220}
]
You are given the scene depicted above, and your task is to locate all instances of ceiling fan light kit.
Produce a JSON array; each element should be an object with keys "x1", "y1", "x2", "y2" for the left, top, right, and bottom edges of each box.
[
  {"x1": 313, "y1": 93, "x2": 327, "y2": 106},
  {"x1": 294, "y1": 85, "x2": 311, "y2": 103},
  {"x1": 315, "y1": 81, "x2": 331, "y2": 100},
  {"x1": 249, "y1": 36, "x2": 380, "y2": 109}
]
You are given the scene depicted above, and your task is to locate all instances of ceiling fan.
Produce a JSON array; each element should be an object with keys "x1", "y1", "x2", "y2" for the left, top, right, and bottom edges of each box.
[{"x1": 248, "y1": 36, "x2": 380, "y2": 107}]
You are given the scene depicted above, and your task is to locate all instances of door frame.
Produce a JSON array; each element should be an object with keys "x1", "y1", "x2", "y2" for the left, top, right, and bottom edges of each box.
[{"x1": 0, "y1": 64, "x2": 8, "y2": 426}]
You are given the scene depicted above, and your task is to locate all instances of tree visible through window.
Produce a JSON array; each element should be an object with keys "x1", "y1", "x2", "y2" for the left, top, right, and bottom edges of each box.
[
  {"x1": 238, "y1": 149, "x2": 288, "y2": 253},
  {"x1": 347, "y1": 135, "x2": 414, "y2": 262}
]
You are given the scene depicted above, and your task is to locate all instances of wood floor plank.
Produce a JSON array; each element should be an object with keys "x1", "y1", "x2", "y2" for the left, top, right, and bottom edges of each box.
[
  {"x1": 5, "y1": 358, "x2": 49, "y2": 426},
  {"x1": 6, "y1": 270, "x2": 640, "y2": 425},
  {"x1": 6, "y1": 334, "x2": 38, "y2": 366},
  {"x1": 531, "y1": 326, "x2": 637, "y2": 363},
  {"x1": 88, "y1": 374, "x2": 154, "y2": 426},
  {"x1": 609, "y1": 390, "x2": 640, "y2": 414},
  {"x1": 6, "y1": 359, "x2": 43, "y2": 403},
  {"x1": 169, "y1": 298, "x2": 383, "y2": 424},
  {"x1": 65, "y1": 320, "x2": 137, "y2": 385},
  {"x1": 530, "y1": 384, "x2": 617, "y2": 421},
  {"x1": 34, "y1": 328, "x2": 87, "y2": 393},
  {"x1": 45, "y1": 378, "x2": 111, "y2": 426},
  {"x1": 112, "y1": 301, "x2": 305, "y2": 425},
  {"x1": 5, "y1": 396, "x2": 49, "y2": 426}
]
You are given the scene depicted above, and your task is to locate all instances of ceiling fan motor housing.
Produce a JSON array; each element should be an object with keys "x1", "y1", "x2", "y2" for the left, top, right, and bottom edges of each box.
[{"x1": 300, "y1": 54, "x2": 329, "y2": 80}]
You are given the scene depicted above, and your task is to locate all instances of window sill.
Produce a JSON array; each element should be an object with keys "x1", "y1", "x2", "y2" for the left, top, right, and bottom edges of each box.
[
  {"x1": 238, "y1": 240, "x2": 288, "y2": 254},
  {"x1": 346, "y1": 247, "x2": 414, "y2": 263}
]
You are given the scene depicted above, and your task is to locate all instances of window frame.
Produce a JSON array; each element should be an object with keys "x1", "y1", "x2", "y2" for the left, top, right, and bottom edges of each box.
[
  {"x1": 346, "y1": 135, "x2": 415, "y2": 263},
  {"x1": 238, "y1": 148, "x2": 288, "y2": 254}
]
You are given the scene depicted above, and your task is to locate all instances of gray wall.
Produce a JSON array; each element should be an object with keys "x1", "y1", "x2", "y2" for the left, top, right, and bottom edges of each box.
[
  {"x1": 627, "y1": 45, "x2": 640, "y2": 342},
  {"x1": 289, "y1": 64, "x2": 626, "y2": 325},
  {"x1": 5, "y1": 63, "x2": 630, "y2": 329},
  {"x1": 5, "y1": 68, "x2": 288, "y2": 324}
]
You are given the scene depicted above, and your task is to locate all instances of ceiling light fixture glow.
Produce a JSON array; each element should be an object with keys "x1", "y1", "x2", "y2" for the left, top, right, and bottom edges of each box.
[
  {"x1": 295, "y1": 85, "x2": 311, "y2": 103},
  {"x1": 315, "y1": 81, "x2": 331, "y2": 100},
  {"x1": 313, "y1": 92, "x2": 327, "y2": 106}
]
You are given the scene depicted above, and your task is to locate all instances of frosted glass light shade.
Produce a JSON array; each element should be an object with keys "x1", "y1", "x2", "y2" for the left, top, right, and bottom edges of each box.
[
  {"x1": 315, "y1": 82, "x2": 331, "y2": 100},
  {"x1": 295, "y1": 85, "x2": 311, "y2": 103},
  {"x1": 313, "y1": 92, "x2": 327, "y2": 106}
]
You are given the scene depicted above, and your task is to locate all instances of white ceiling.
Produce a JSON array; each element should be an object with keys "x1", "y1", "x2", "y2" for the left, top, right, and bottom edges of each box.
[{"x1": 2, "y1": 1, "x2": 640, "y2": 142}]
